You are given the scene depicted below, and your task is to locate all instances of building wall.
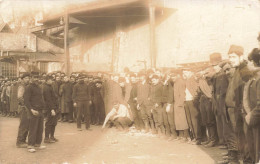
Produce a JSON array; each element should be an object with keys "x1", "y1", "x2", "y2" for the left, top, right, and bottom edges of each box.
[{"x1": 70, "y1": 0, "x2": 260, "y2": 72}]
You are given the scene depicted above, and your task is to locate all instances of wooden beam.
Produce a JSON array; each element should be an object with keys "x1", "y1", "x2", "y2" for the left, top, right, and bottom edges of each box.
[
  {"x1": 64, "y1": 12, "x2": 70, "y2": 75},
  {"x1": 149, "y1": 1, "x2": 156, "y2": 68}
]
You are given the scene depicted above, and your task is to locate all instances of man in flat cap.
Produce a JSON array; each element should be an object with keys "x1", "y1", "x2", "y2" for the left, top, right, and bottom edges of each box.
[
  {"x1": 137, "y1": 71, "x2": 154, "y2": 133},
  {"x1": 16, "y1": 72, "x2": 30, "y2": 148},
  {"x1": 59, "y1": 75, "x2": 73, "y2": 123},
  {"x1": 149, "y1": 74, "x2": 164, "y2": 136},
  {"x1": 24, "y1": 72, "x2": 46, "y2": 153},
  {"x1": 72, "y1": 75, "x2": 92, "y2": 131},
  {"x1": 92, "y1": 78, "x2": 105, "y2": 125},
  {"x1": 209, "y1": 53, "x2": 225, "y2": 148},
  {"x1": 43, "y1": 75, "x2": 59, "y2": 143}
]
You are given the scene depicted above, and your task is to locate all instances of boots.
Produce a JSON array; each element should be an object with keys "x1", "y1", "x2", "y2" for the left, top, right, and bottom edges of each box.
[{"x1": 144, "y1": 121, "x2": 150, "y2": 133}]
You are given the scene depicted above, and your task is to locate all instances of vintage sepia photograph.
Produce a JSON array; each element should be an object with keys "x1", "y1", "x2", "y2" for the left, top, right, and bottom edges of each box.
[{"x1": 0, "y1": 0, "x2": 260, "y2": 163}]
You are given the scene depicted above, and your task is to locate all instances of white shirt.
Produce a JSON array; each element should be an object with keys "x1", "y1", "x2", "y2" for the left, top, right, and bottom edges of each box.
[
  {"x1": 110, "y1": 104, "x2": 131, "y2": 120},
  {"x1": 185, "y1": 88, "x2": 193, "y2": 101}
]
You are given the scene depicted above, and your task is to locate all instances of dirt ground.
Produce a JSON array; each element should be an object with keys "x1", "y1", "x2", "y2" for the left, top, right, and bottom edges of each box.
[{"x1": 0, "y1": 116, "x2": 225, "y2": 164}]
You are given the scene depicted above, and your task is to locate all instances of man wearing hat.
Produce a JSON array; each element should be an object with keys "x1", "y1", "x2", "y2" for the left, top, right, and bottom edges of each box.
[
  {"x1": 43, "y1": 75, "x2": 59, "y2": 143},
  {"x1": 149, "y1": 74, "x2": 164, "y2": 136},
  {"x1": 183, "y1": 69, "x2": 202, "y2": 145},
  {"x1": 220, "y1": 45, "x2": 248, "y2": 163},
  {"x1": 92, "y1": 78, "x2": 105, "y2": 125},
  {"x1": 128, "y1": 73, "x2": 144, "y2": 131},
  {"x1": 242, "y1": 48, "x2": 260, "y2": 164},
  {"x1": 16, "y1": 72, "x2": 30, "y2": 148},
  {"x1": 60, "y1": 75, "x2": 74, "y2": 123},
  {"x1": 24, "y1": 72, "x2": 46, "y2": 152},
  {"x1": 52, "y1": 75, "x2": 62, "y2": 121},
  {"x1": 72, "y1": 75, "x2": 92, "y2": 131},
  {"x1": 209, "y1": 53, "x2": 226, "y2": 148},
  {"x1": 137, "y1": 71, "x2": 154, "y2": 133}
]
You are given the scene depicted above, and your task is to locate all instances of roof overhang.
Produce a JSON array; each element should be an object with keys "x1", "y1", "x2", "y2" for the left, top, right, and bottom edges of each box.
[{"x1": 31, "y1": 0, "x2": 176, "y2": 49}]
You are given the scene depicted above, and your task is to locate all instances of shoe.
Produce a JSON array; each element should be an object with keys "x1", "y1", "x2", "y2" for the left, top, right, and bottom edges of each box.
[
  {"x1": 217, "y1": 159, "x2": 229, "y2": 164},
  {"x1": 44, "y1": 138, "x2": 55, "y2": 143},
  {"x1": 16, "y1": 143, "x2": 28, "y2": 148},
  {"x1": 223, "y1": 155, "x2": 230, "y2": 160},
  {"x1": 221, "y1": 152, "x2": 229, "y2": 156},
  {"x1": 151, "y1": 129, "x2": 157, "y2": 134},
  {"x1": 34, "y1": 144, "x2": 46, "y2": 149},
  {"x1": 218, "y1": 145, "x2": 228, "y2": 149},
  {"x1": 28, "y1": 148, "x2": 36, "y2": 153},
  {"x1": 202, "y1": 140, "x2": 210, "y2": 145},
  {"x1": 68, "y1": 120, "x2": 74, "y2": 123},
  {"x1": 180, "y1": 138, "x2": 188, "y2": 143},
  {"x1": 192, "y1": 140, "x2": 201, "y2": 145},
  {"x1": 78, "y1": 128, "x2": 82, "y2": 131},
  {"x1": 50, "y1": 137, "x2": 58, "y2": 142},
  {"x1": 205, "y1": 141, "x2": 217, "y2": 148}
]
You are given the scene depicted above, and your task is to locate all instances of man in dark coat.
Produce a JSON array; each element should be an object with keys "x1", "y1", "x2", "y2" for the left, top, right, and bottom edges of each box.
[
  {"x1": 137, "y1": 72, "x2": 153, "y2": 133},
  {"x1": 43, "y1": 75, "x2": 59, "y2": 143},
  {"x1": 183, "y1": 70, "x2": 202, "y2": 145},
  {"x1": 70, "y1": 75, "x2": 77, "y2": 121},
  {"x1": 59, "y1": 75, "x2": 73, "y2": 122},
  {"x1": 197, "y1": 69, "x2": 218, "y2": 147},
  {"x1": 16, "y1": 73, "x2": 30, "y2": 148},
  {"x1": 149, "y1": 74, "x2": 164, "y2": 136},
  {"x1": 222, "y1": 45, "x2": 248, "y2": 164},
  {"x1": 52, "y1": 75, "x2": 62, "y2": 121},
  {"x1": 162, "y1": 73, "x2": 177, "y2": 139},
  {"x1": 242, "y1": 48, "x2": 260, "y2": 163},
  {"x1": 92, "y1": 78, "x2": 105, "y2": 125},
  {"x1": 24, "y1": 72, "x2": 46, "y2": 153},
  {"x1": 72, "y1": 75, "x2": 92, "y2": 131},
  {"x1": 128, "y1": 73, "x2": 143, "y2": 130}
]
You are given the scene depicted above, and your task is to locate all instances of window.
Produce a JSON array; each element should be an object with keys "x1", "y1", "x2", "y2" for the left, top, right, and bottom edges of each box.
[{"x1": 0, "y1": 62, "x2": 17, "y2": 78}]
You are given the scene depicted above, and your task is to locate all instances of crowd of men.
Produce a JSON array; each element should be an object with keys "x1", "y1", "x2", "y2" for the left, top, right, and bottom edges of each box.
[{"x1": 0, "y1": 34, "x2": 259, "y2": 163}]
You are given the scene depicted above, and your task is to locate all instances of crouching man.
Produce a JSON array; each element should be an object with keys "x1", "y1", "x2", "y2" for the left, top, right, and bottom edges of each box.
[{"x1": 102, "y1": 102, "x2": 132, "y2": 131}]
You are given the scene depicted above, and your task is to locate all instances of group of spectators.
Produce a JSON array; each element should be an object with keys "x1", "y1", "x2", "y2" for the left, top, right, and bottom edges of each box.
[{"x1": 0, "y1": 35, "x2": 259, "y2": 163}]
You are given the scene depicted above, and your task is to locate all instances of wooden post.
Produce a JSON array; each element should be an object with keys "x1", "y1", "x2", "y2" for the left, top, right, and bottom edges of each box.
[
  {"x1": 149, "y1": 0, "x2": 156, "y2": 68},
  {"x1": 16, "y1": 60, "x2": 19, "y2": 77},
  {"x1": 64, "y1": 12, "x2": 70, "y2": 75}
]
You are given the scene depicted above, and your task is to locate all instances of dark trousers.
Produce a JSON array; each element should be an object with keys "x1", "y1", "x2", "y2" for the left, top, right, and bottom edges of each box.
[
  {"x1": 66, "y1": 101, "x2": 74, "y2": 121},
  {"x1": 162, "y1": 103, "x2": 177, "y2": 137},
  {"x1": 28, "y1": 112, "x2": 44, "y2": 146},
  {"x1": 45, "y1": 111, "x2": 58, "y2": 139},
  {"x1": 228, "y1": 108, "x2": 247, "y2": 158},
  {"x1": 90, "y1": 103, "x2": 96, "y2": 124},
  {"x1": 152, "y1": 105, "x2": 164, "y2": 133},
  {"x1": 129, "y1": 102, "x2": 144, "y2": 130},
  {"x1": 199, "y1": 96, "x2": 218, "y2": 142},
  {"x1": 77, "y1": 101, "x2": 90, "y2": 129},
  {"x1": 220, "y1": 111, "x2": 237, "y2": 151},
  {"x1": 184, "y1": 100, "x2": 202, "y2": 141},
  {"x1": 243, "y1": 119, "x2": 256, "y2": 163},
  {"x1": 114, "y1": 117, "x2": 132, "y2": 129},
  {"x1": 140, "y1": 104, "x2": 155, "y2": 130},
  {"x1": 16, "y1": 107, "x2": 29, "y2": 144},
  {"x1": 94, "y1": 100, "x2": 105, "y2": 124}
]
